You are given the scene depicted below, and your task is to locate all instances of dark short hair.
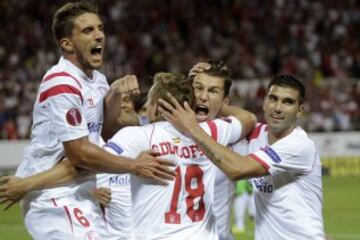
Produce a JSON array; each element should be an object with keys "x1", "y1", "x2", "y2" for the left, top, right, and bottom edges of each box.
[
  {"x1": 194, "y1": 60, "x2": 232, "y2": 97},
  {"x1": 150, "y1": 72, "x2": 194, "y2": 107},
  {"x1": 132, "y1": 92, "x2": 148, "y2": 113},
  {"x1": 52, "y1": 2, "x2": 99, "y2": 43},
  {"x1": 267, "y1": 74, "x2": 305, "y2": 104}
]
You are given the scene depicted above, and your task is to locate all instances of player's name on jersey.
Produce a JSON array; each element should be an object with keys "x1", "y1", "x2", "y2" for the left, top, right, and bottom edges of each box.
[{"x1": 151, "y1": 142, "x2": 205, "y2": 159}]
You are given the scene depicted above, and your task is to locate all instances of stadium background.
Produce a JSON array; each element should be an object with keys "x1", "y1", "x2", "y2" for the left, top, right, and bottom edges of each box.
[{"x1": 0, "y1": 0, "x2": 359, "y2": 239}]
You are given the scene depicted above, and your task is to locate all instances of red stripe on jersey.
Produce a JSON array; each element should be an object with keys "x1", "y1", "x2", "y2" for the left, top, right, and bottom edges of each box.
[
  {"x1": 43, "y1": 72, "x2": 82, "y2": 89},
  {"x1": 249, "y1": 153, "x2": 270, "y2": 170},
  {"x1": 39, "y1": 84, "x2": 83, "y2": 103},
  {"x1": 206, "y1": 121, "x2": 218, "y2": 141},
  {"x1": 247, "y1": 123, "x2": 264, "y2": 141}
]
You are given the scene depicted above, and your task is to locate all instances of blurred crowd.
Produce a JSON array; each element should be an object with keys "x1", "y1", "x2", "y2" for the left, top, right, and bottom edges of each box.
[{"x1": 0, "y1": 0, "x2": 359, "y2": 139}]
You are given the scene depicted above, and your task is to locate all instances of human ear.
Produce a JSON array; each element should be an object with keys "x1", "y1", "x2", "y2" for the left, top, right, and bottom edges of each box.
[{"x1": 59, "y1": 38, "x2": 74, "y2": 53}]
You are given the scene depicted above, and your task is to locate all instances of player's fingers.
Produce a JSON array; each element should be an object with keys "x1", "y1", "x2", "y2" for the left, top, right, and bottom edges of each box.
[
  {"x1": 166, "y1": 92, "x2": 182, "y2": 109},
  {"x1": 156, "y1": 158, "x2": 177, "y2": 167},
  {"x1": 184, "y1": 101, "x2": 194, "y2": 113},
  {"x1": 158, "y1": 106, "x2": 174, "y2": 121},
  {"x1": 0, "y1": 198, "x2": 9, "y2": 205},
  {"x1": 0, "y1": 176, "x2": 11, "y2": 184},
  {"x1": 154, "y1": 168, "x2": 175, "y2": 180},
  {"x1": 149, "y1": 174, "x2": 168, "y2": 185},
  {"x1": 4, "y1": 200, "x2": 16, "y2": 211},
  {"x1": 158, "y1": 98, "x2": 175, "y2": 113},
  {"x1": 141, "y1": 149, "x2": 160, "y2": 157}
]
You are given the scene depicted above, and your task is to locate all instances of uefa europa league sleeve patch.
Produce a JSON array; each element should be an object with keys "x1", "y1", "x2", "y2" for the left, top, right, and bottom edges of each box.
[{"x1": 66, "y1": 108, "x2": 82, "y2": 126}]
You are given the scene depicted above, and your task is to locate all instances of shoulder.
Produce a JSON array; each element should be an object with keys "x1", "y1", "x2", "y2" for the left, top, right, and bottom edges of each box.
[
  {"x1": 247, "y1": 123, "x2": 267, "y2": 141},
  {"x1": 276, "y1": 127, "x2": 316, "y2": 155}
]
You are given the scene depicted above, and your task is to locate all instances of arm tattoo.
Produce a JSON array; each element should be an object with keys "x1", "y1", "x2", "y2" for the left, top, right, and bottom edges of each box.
[{"x1": 198, "y1": 140, "x2": 222, "y2": 165}]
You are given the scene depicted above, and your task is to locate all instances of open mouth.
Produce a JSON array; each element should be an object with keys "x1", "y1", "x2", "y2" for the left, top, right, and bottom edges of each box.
[
  {"x1": 195, "y1": 105, "x2": 209, "y2": 116},
  {"x1": 90, "y1": 46, "x2": 102, "y2": 59}
]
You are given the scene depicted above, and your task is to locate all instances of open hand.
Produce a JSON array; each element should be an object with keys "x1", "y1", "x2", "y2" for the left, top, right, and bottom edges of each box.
[
  {"x1": 188, "y1": 62, "x2": 211, "y2": 79},
  {"x1": 158, "y1": 92, "x2": 199, "y2": 136},
  {"x1": 0, "y1": 176, "x2": 29, "y2": 210},
  {"x1": 133, "y1": 150, "x2": 176, "y2": 185}
]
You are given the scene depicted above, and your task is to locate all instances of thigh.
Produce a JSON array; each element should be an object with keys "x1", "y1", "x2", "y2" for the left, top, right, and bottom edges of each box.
[{"x1": 23, "y1": 195, "x2": 102, "y2": 240}]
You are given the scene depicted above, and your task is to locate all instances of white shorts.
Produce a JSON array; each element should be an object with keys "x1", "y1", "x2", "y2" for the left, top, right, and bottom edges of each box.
[{"x1": 21, "y1": 191, "x2": 102, "y2": 240}]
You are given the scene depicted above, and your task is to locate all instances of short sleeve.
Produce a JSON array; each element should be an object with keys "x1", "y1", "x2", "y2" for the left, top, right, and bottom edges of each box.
[
  {"x1": 249, "y1": 132, "x2": 317, "y2": 175},
  {"x1": 204, "y1": 116, "x2": 242, "y2": 146},
  {"x1": 47, "y1": 92, "x2": 89, "y2": 142}
]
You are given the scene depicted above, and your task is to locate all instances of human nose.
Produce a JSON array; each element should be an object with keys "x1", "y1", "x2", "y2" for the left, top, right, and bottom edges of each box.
[
  {"x1": 198, "y1": 90, "x2": 208, "y2": 102},
  {"x1": 95, "y1": 29, "x2": 104, "y2": 40},
  {"x1": 273, "y1": 101, "x2": 283, "y2": 112}
]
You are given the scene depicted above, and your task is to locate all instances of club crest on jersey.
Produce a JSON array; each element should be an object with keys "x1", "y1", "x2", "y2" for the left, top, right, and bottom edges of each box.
[
  {"x1": 262, "y1": 146, "x2": 281, "y2": 163},
  {"x1": 66, "y1": 108, "x2": 82, "y2": 126}
]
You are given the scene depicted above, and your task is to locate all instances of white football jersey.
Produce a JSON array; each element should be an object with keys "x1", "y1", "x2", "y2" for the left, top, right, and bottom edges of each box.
[
  {"x1": 16, "y1": 57, "x2": 109, "y2": 199},
  {"x1": 213, "y1": 167, "x2": 235, "y2": 240},
  {"x1": 104, "y1": 117, "x2": 242, "y2": 240},
  {"x1": 233, "y1": 124, "x2": 325, "y2": 240}
]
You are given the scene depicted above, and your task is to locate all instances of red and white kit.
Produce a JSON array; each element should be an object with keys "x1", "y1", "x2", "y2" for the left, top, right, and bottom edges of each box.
[
  {"x1": 104, "y1": 117, "x2": 243, "y2": 240},
  {"x1": 16, "y1": 57, "x2": 109, "y2": 239},
  {"x1": 233, "y1": 123, "x2": 325, "y2": 240}
]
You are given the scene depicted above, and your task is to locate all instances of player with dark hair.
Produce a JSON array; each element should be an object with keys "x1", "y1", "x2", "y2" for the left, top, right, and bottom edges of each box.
[
  {"x1": 159, "y1": 74, "x2": 325, "y2": 239},
  {"x1": 104, "y1": 72, "x2": 254, "y2": 239},
  {"x1": 0, "y1": 2, "x2": 174, "y2": 239}
]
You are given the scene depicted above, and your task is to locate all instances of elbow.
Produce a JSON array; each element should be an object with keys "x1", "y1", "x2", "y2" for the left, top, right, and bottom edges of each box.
[
  {"x1": 226, "y1": 171, "x2": 243, "y2": 181},
  {"x1": 64, "y1": 139, "x2": 94, "y2": 169}
]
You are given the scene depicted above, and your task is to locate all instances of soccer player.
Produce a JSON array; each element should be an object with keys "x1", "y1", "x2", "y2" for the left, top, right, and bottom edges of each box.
[
  {"x1": 1, "y1": 2, "x2": 174, "y2": 239},
  {"x1": 188, "y1": 61, "x2": 254, "y2": 240},
  {"x1": 95, "y1": 92, "x2": 146, "y2": 240},
  {"x1": 158, "y1": 74, "x2": 325, "y2": 240},
  {"x1": 104, "y1": 72, "x2": 255, "y2": 239}
]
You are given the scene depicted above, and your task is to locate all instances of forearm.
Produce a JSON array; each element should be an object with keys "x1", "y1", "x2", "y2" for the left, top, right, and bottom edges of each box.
[
  {"x1": 189, "y1": 125, "x2": 266, "y2": 180},
  {"x1": 64, "y1": 138, "x2": 135, "y2": 174},
  {"x1": 25, "y1": 160, "x2": 94, "y2": 192},
  {"x1": 102, "y1": 89, "x2": 123, "y2": 140},
  {"x1": 220, "y1": 105, "x2": 257, "y2": 139}
]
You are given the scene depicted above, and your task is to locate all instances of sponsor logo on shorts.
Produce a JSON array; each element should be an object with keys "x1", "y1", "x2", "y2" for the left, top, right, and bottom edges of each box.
[
  {"x1": 262, "y1": 146, "x2": 281, "y2": 163},
  {"x1": 66, "y1": 108, "x2": 82, "y2": 126}
]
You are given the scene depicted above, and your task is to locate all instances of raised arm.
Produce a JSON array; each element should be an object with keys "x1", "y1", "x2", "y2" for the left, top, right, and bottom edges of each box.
[
  {"x1": 102, "y1": 75, "x2": 140, "y2": 140},
  {"x1": 158, "y1": 93, "x2": 267, "y2": 181}
]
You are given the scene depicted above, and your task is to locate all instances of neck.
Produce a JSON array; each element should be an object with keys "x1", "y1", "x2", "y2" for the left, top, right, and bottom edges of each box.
[
  {"x1": 268, "y1": 126, "x2": 296, "y2": 145},
  {"x1": 64, "y1": 55, "x2": 93, "y2": 78}
]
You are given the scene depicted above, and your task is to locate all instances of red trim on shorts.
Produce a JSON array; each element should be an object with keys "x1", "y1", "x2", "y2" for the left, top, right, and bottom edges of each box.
[
  {"x1": 51, "y1": 198, "x2": 58, "y2": 207},
  {"x1": 249, "y1": 153, "x2": 270, "y2": 170},
  {"x1": 39, "y1": 84, "x2": 83, "y2": 103},
  {"x1": 63, "y1": 205, "x2": 74, "y2": 234},
  {"x1": 43, "y1": 72, "x2": 82, "y2": 89},
  {"x1": 206, "y1": 121, "x2": 218, "y2": 141}
]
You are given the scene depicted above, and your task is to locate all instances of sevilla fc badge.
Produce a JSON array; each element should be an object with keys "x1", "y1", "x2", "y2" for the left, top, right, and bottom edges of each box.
[{"x1": 66, "y1": 108, "x2": 82, "y2": 126}]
